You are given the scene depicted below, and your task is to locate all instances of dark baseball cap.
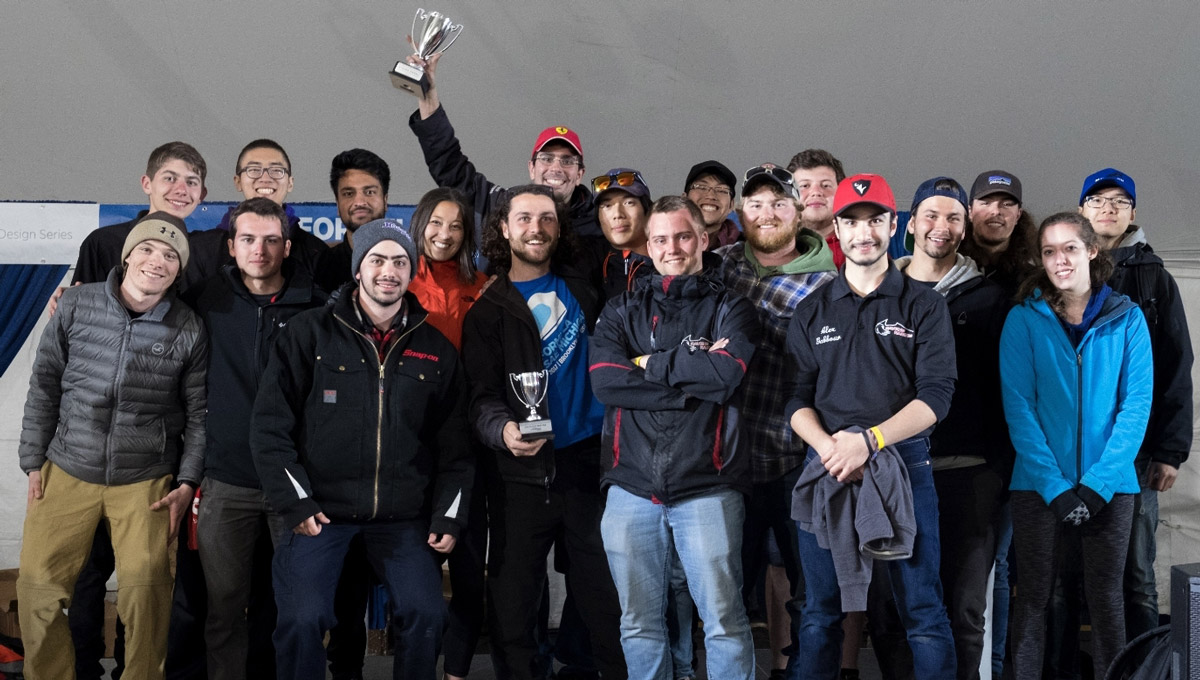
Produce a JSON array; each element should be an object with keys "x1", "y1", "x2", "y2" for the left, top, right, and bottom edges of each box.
[
  {"x1": 969, "y1": 171, "x2": 1022, "y2": 203},
  {"x1": 685, "y1": 161, "x2": 737, "y2": 194}
]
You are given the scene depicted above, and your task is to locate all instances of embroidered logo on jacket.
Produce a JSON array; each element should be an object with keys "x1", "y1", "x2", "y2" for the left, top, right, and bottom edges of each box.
[
  {"x1": 323, "y1": 390, "x2": 337, "y2": 404},
  {"x1": 151, "y1": 342, "x2": 166, "y2": 356},
  {"x1": 874, "y1": 319, "x2": 914, "y2": 339},
  {"x1": 402, "y1": 349, "x2": 440, "y2": 362},
  {"x1": 680, "y1": 334, "x2": 712, "y2": 352}
]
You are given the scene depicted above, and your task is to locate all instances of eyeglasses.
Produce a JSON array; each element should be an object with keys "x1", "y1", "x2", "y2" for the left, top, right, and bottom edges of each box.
[
  {"x1": 239, "y1": 166, "x2": 289, "y2": 180},
  {"x1": 533, "y1": 152, "x2": 581, "y2": 168},
  {"x1": 1083, "y1": 195, "x2": 1133, "y2": 211},
  {"x1": 687, "y1": 183, "x2": 733, "y2": 198},
  {"x1": 592, "y1": 171, "x2": 647, "y2": 194}
]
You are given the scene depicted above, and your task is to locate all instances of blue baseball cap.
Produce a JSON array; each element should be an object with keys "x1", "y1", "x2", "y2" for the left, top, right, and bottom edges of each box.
[
  {"x1": 906, "y1": 177, "x2": 968, "y2": 253},
  {"x1": 1080, "y1": 168, "x2": 1136, "y2": 208}
]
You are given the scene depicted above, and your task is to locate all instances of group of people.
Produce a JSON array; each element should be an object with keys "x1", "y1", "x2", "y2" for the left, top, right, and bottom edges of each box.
[{"x1": 12, "y1": 48, "x2": 1193, "y2": 680}]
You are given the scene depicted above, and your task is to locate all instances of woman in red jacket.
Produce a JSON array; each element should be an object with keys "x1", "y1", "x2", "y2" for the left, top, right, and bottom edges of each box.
[
  {"x1": 409, "y1": 187, "x2": 488, "y2": 350},
  {"x1": 408, "y1": 187, "x2": 488, "y2": 679}
]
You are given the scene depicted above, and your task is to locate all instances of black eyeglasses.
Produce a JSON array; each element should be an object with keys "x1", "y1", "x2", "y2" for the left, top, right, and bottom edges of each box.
[{"x1": 239, "y1": 166, "x2": 289, "y2": 180}]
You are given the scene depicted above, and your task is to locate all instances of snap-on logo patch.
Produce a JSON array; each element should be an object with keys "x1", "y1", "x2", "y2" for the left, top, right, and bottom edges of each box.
[
  {"x1": 323, "y1": 390, "x2": 337, "y2": 404},
  {"x1": 402, "y1": 349, "x2": 439, "y2": 362},
  {"x1": 874, "y1": 319, "x2": 914, "y2": 339}
]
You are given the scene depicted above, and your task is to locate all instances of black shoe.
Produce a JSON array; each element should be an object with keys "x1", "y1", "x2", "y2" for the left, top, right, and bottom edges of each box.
[
  {"x1": 840, "y1": 669, "x2": 861, "y2": 679},
  {"x1": 769, "y1": 670, "x2": 786, "y2": 680}
]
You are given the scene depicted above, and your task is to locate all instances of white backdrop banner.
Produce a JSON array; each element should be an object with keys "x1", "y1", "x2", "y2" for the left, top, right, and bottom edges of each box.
[{"x1": 0, "y1": 202, "x2": 99, "y2": 265}]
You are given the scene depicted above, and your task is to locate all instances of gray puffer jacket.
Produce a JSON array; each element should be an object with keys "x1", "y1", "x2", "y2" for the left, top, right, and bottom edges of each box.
[{"x1": 20, "y1": 269, "x2": 208, "y2": 486}]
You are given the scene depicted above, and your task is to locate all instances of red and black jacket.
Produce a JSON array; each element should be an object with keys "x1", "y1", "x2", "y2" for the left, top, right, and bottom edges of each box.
[{"x1": 589, "y1": 269, "x2": 759, "y2": 502}]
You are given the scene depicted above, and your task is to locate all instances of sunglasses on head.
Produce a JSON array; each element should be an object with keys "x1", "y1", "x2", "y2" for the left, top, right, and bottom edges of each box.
[
  {"x1": 743, "y1": 164, "x2": 795, "y2": 187},
  {"x1": 592, "y1": 171, "x2": 646, "y2": 194}
]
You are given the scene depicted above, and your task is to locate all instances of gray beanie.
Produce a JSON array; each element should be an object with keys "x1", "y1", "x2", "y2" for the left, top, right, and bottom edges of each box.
[{"x1": 351, "y1": 219, "x2": 417, "y2": 279}]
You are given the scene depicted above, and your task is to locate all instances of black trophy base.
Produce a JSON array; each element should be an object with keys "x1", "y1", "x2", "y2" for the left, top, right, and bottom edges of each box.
[
  {"x1": 518, "y1": 418, "x2": 554, "y2": 442},
  {"x1": 389, "y1": 61, "x2": 430, "y2": 95}
]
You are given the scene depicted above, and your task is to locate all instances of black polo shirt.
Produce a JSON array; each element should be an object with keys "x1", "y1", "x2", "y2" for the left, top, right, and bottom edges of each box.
[{"x1": 785, "y1": 264, "x2": 956, "y2": 437}]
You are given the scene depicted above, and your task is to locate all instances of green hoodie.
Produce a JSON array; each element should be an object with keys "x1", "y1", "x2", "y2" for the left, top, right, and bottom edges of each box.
[{"x1": 743, "y1": 227, "x2": 837, "y2": 278}]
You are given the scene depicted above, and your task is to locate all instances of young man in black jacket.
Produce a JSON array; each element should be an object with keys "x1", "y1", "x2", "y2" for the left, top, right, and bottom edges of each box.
[
  {"x1": 251, "y1": 219, "x2": 473, "y2": 680},
  {"x1": 185, "y1": 197, "x2": 327, "y2": 680},
  {"x1": 590, "y1": 196, "x2": 760, "y2": 679},
  {"x1": 461, "y1": 185, "x2": 626, "y2": 680}
]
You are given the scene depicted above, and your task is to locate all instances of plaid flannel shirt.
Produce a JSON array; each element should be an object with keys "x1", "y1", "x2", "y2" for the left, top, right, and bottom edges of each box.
[{"x1": 717, "y1": 246, "x2": 836, "y2": 482}]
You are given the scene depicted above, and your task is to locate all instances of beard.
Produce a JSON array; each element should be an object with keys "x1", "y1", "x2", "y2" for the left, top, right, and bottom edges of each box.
[{"x1": 746, "y1": 220, "x2": 799, "y2": 254}]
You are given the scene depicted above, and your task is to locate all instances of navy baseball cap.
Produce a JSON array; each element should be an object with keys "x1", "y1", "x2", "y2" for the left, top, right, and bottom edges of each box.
[
  {"x1": 906, "y1": 177, "x2": 968, "y2": 252},
  {"x1": 1080, "y1": 168, "x2": 1136, "y2": 208}
]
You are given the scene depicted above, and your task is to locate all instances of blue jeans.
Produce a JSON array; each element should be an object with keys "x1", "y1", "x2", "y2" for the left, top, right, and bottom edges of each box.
[
  {"x1": 601, "y1": 485, "x2": 754, "y2": 680},
  {"x1": 272, "y1": 521, "x2": 446, "y2": 680},
  {"x1": 1124, "y1": 484, "x2": 1160, "y2": 641},
  {"x1": 792, "y1": 438, "x2": 955, "y2": 680}
]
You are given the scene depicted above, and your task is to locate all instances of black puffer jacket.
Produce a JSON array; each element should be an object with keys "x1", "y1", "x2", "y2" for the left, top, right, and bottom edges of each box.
[
  {"x1": 184, "y1": 263, "x2": 327, "y2": 489},
  {"x1": 250, "y1": 290, "x2": 472, "y2": 534},
  {"x1": 460, "y1": 263, "x2": 601, "y2": 486},
  {"x1": 588, "y1": 270, "x2": 759, "y2": 502},
  {"x1": 20, "y1": 269, "x2": 208, "y2": 486}
]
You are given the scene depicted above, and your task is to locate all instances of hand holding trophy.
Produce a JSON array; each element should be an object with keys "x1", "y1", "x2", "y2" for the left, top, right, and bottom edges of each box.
[{"x1": 390, "y1": 8, "x2": 463, "y2": 96}]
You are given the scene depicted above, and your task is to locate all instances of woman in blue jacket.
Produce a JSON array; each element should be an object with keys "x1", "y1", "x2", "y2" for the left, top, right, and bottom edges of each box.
[{"x1": 1000, "y1": 212, "x2": 1152, "y2": 680}]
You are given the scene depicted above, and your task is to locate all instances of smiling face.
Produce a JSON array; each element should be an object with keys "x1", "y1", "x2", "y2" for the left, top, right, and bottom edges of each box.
[
  {"x1": 646, "y1": 209, "x2": 707, "y2": 276},
  {"x1": 122, "y1": 239, "x2": 181, "y2": 298},
  {"x1": 685, "y1": 172, "x2": 735, "y2": 229},
  {"x1": 356, "y1": 240, "x2": 411, "y2": 308},
  {"x1": 1079, "y1": 187, "x2": 1136, "y2": 248},
  {"x1": 528, "y1": 141, "x2": 584, "y2": 202},
  {"x1": 336, "y1": 169, "x2": 388, "y2": 233},
  {"x1": 234, "y1": 147, "x2": 293, "y2": 205},
  {"x1": 969, "y1": 194, "x2": 1021, "y2": 249},
  {"x1": 597, "y1": 190, "x2": 648, "y2": 251},
  {"x1": 908, "y1": 196, "x2": 966, "y2": 261},
  {"x1": 422, "y1": 200, "x2": 466, "y2": 262},
  {"x1": 739, "y1": 186, "x2": 801, "y2": 256},
  {"x1": 502, "y1": 193, "x2": 560, "y2": 268},
  {"x1": 1041, "y1": 221, "x2": 1097, "y2": 297},
  {"x1": 142, "y1": 159, "x2": 206, "y2": 219},
  {"x1": 792, "y1": 165, "x2": 839, "y2": 228},
  {"x1": 835, "y1": 204, "x2": 897, "y2": 268},
  {"x1": 228, "y1": 212, "x2": 290, "y2": 284}
]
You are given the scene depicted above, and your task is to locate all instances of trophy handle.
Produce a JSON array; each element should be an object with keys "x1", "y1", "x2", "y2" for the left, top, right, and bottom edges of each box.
[
  {"x1": 411, "y1": 8, "x2": 428, "y2": 49},
  {"x1": 437, "y1": 20, "x2": 463, "y2": 54},
  {"x1": 534, "y1": 370, "x2": 549, "y2": 406}
]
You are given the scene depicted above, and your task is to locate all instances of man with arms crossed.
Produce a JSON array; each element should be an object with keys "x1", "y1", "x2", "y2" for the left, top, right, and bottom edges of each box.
[{"x1": 786, "y1": 174, "x2": 957, "y2": 680}]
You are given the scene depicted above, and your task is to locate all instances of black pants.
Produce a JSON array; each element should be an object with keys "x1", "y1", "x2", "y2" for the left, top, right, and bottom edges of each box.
[
  {"x1": 443, "y1": 461, "x2": 489, "y2": 677},
  {"x1": 486, "y1": 437, "x2": 626, "y2": 680},
  {"x1": 1011, "y1": 491, "x2": 1133, "y2": 680},
  {"x1": 327, "y1": 535, "x2": 370, "y2": 680},
  {"x1": 868, "y1": 464, "x2": 1006, "y2": 680}
]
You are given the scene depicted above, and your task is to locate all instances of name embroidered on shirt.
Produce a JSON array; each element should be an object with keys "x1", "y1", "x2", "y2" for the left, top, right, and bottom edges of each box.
[
  {"x1": 875, "y1": 319, "x2": 914, "y2": 338},
  {"x1": 816, "y1": 326, "x2": 841, "y2": 345}
]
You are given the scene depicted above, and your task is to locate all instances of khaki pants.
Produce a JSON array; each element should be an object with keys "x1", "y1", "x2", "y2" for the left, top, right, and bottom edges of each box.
[{"x1": 17, "y1": 462, "x2": 173, "y2": 680}]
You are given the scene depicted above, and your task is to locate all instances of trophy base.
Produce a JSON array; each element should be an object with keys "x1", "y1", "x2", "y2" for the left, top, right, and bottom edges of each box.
[
  {"x1": 389, "y1": 61, "x2": 430, "y2": 95},
  {"x1": 518, "y1": 419, "x2": 555, "y2": 442}
]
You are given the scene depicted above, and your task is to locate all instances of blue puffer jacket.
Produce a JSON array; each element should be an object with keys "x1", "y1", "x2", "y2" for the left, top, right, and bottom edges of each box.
[{"x1": 1000, "y1": 289, "x2": 1152, "y2": 504}]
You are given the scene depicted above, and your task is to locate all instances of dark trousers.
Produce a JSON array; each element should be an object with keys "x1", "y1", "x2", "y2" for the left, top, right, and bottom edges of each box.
[
  {"x1": 273, "y1": 520, "x2": 446, "y2": 680},
  {"x1": 486, "y1": 437, "x2": 626, "y2": 680},
  {"x1": 444, "y1": 462, "x2": 489, "y2": 677},
  {"x1": 867, "y1": 464, "x2": 1005, "y2": 680},
  {"x1": 741, "y1": 466, "x2": 804, "y2": 669},
  {"x1": 327, "y1": 535, "x2": 370, "y2": 680},
  {"x1": 1011, "y1": 491, "x2": 1133, "y2": 680}
]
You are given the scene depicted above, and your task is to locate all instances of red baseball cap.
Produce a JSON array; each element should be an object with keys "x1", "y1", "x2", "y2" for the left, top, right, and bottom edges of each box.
[
  {"x1": 532, "y1": 126, "x2": 583, "y2": 159},
  {"x1": 832, "y1": 174, "x2": 896, "y2": 216}
]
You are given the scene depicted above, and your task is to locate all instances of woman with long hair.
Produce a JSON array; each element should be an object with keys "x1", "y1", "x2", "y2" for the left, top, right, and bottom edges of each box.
[
  {"x1": 1000, "y1": 212, "x2": 1152, "y2": 679},
  {"x1": 407, "y1": 187, "x2": 488, "y2": 680}
]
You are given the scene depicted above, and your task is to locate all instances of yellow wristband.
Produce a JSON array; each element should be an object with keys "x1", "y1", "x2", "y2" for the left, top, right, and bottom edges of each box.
[
  {"x1": 870, "y1": 426, "x2": 885, "y2": 450},
  {"x1": 634, "y1": 355, "x2": 645, "y2": 369}
]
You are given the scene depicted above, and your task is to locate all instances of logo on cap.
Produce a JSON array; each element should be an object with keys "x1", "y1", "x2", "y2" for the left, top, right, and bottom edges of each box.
[
  {"x1": 556, "y1": 126, "x2": 569, "y2": 135},
  {"x1": 853, "y1": 180, "x2": 871, "y2": 196},
  {"x1": 988, "y1": 176, "x2": 1012, "y2": 186}
]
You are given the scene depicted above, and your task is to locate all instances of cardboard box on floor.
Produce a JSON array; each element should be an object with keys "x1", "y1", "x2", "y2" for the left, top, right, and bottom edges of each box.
[{"x1": 0, "y1": 569, "x2": 19, "y2": 639}]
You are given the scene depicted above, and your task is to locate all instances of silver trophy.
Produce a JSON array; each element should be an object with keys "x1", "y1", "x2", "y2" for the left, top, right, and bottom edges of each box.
[
  {"x1": 389, "y1": 8, "x2": 463, "y2": 95},
  {"x1": 509, "y1": 371, "x2": 554, "y2": 441}
]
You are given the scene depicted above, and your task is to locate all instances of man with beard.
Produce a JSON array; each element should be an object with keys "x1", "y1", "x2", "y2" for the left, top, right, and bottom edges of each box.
[
  {"x1": 716, "y1": 164, "x2": 836, "y2": 679},
  {"x1": 683, "y1": 161, "x2": 741, "y2": 251},
  {"x1": 252, "y1": 219, "x2": 472, "y2": 680},
  {"x1": 959, "y1": 171, "x2": 1036, "y2": 296},
  {"x1": 461, "y1": 185, "x2": 626, "y2": 679},
  {"x1": 868, "y1": 178, "x2": 1011, "y2": 680},
  {"x1": 405, "y1": 49, "x2": 603, "y2": 257},
  {"x1": 314, "y1": 149, "x2": 391, "y2": 293},
  {"x1": 786, "y1": 174, "x2": 957, "y2": 680},
  {"x1": 788, "y1": 149, "x2": 847, "y2": 268}
]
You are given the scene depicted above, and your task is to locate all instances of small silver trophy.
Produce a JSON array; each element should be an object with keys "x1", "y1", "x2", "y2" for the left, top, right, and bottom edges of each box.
[
  {"x1": 389, "y1": 8, "x2": 463, "y2": 95},
  {"x1": 509, "y1": 370, "x2": 554, "y2": 441}
]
